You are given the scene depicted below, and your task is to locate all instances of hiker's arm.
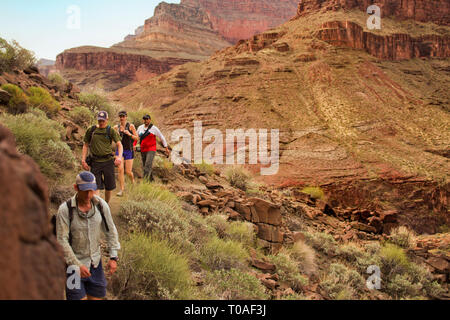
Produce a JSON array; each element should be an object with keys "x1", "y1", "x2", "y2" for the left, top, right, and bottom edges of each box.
[
  {"x1": 55, "y1": 206, "x2": 83, "y2": 268},
  {"x1": 81, "y1": 143, "x2": 89, "y2": 170},
  {"x1": 130, "y1": 124, "x2": 139, "y2": 141},
  {"x1": 101, "y1": 202, "x2": 121, "y2": 260},
  {"x1": 153, "y1": 127, "x2": 168, "y2": 148}
]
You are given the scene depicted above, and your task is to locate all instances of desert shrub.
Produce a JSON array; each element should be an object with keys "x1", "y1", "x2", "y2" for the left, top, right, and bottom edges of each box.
[
  {"x1": 224, "y1": 221, "x2": 256, "y2": 247},
  {"x1": 1, "y1": 84, "x2": 28, "y2": 114},
  {"x1": 225, "y1": 166, "x2": 251, "y2": 191},
  {"x1": 279, "y1": 293, "x2": 307, "y2": 300},
  {"x1": 78, "y1": 90, "x2": 119, "y2": 117},
  {"x1": 194, "y1": 160, "x2": 215, "y2": 175},
  {"x1": 68, "y1": 106, "x2": 95, "y2": 127},
  {"x1": 0, "y1": 38, "x2": 36, "y2": 73},
  {"x1": 290, "y1": 241, "x2": 317, "y2": 276},
  {"x1": 364, "y1": 242, "x2": 381, "y2": 255},
  {"x1": 119, "y1": 199, "x2": 192, "y2": 250},
  {"x1": 268, "y1": 251, "x2": 308, "y2": 291},
  {"x1": 48, "y1": 73, "x2": 67, "y2": 87},
  {"x1": 320, "y1": 263, "x2": 366, "y2": 300},
  {"x1": 301, "y1": 186, "x2": 324, "y2": 200},
  {"x1": 304, "y1": 231, "x2": 339, "y2": 255},
  {"x1": 379, "y1": 243, "x2": 410, "y2": 277},
  {"x1": 385, "y1": 274, "x2": 422, "y2": 299},
  {"x1": 111, "y1": 233, "x2": 195, "y2": 300},
  {"x1": 203, "y1": 269, "x2": 269, "y2": 300},
  {"x1": 0, "y1": 112, "x2": 75, "y2": 177},
  {"x1": 389, "y1": 226, "x2": 417, "y2": 250},
  {"x1": 127, "y1": 109, "x2": 153, "y2": 127},
  {"x1": 205, "y1": 214, "x2": 229, "y2": 238},
  {"x1": 154, "y1": 155, "x2": 173, "y2": 171},
  {"x1": 28, "y1": 87, "x2": 60, "y2": 116},
  {"x1": 200, "y1": 236, "x2": 249, "y2": 271},
  {"x1": 128, "y1": 181, "x2": 180, "y2": 209}
]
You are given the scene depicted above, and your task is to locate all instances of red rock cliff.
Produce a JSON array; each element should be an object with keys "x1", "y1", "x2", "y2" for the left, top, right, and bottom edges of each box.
[
  {"x1": 182, "y1": 0, "x2": 299, "y2": 43},
  {"x1": 296, "y1": 0, "x2": 450, "y2": 26}
]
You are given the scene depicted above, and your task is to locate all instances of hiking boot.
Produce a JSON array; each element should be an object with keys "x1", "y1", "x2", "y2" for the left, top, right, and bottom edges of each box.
[{"x1": 116, "y1": 190, "x2": 124, "y2": 197}]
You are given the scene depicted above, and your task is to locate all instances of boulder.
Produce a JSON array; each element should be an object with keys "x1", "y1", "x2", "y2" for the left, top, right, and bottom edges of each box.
[
  {"x1": 249, "y1": 197, "x2": 282, "y2": 226},
  {"x1": 0, "y1": 125, "x2": 66, "y2": 299}
]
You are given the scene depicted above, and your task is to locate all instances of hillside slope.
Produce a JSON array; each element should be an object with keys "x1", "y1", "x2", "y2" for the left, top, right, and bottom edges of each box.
[{"x1": 112, "y1": 1, "x2": 449, "y2": 233}]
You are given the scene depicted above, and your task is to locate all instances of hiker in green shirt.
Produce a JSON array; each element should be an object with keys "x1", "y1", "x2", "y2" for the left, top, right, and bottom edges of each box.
[{"x1": 82, "y1": 111, "x2": 123, "y2": 203}]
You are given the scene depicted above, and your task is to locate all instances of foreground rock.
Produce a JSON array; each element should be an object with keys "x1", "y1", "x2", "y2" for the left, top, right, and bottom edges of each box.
[{"x1": 0, "y1": 125, "x2": 65, "y2": 299}]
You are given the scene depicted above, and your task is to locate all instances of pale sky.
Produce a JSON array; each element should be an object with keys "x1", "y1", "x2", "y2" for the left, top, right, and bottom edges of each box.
[{"x1": 0, "y1": 0, "x2": 180, "y2": 61}]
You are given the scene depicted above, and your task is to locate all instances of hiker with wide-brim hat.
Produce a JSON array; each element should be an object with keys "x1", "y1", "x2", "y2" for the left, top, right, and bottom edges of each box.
[
  {"x1": 81, "y1": 111, "x2": 123, "y2": 203},
  {"x1": 55, "y1": 171, "x2": 120, "y2": 300},
  {"x1": 113, "y1": 110, "x2": 138, "y2": 197}
]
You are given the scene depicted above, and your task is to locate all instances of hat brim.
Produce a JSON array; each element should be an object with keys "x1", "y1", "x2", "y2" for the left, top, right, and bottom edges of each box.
[
  {"x1": 78, "y1": 183, "x2": 98, "y2": 191},
  {"x1": 97, "y1": 117, "x2": 107, "y2": 121}
]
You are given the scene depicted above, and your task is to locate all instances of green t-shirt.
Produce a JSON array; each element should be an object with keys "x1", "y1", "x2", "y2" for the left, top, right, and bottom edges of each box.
[{"x1": 84, "y1": 126, "x2": 121, "y2": 162}]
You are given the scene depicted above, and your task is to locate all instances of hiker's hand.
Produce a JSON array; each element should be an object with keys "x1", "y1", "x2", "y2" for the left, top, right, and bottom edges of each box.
[
  {"x1": 82, "y1": 160, "x2": 90, "y2": 171},
  {"x1": 114, "y1": 157, "x2": 122, "y2": 167},
  {"x1": 124, "y1": 130, "x2": 131, "y2": 136},
  {"x1": 165, "y1": 148, "x2": 170, "y2": 157},
  {"x1": 80, "y1": 265, "x2": 91, "y2": 278},
  {"x1": 107, "y1": 260, "x2": 117, "y2": 276}
]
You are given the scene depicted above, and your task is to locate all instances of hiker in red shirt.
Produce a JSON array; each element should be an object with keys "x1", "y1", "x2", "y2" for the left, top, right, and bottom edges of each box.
[{"x1": 134, "y1": 114, "x2": 170, "y2": 181}]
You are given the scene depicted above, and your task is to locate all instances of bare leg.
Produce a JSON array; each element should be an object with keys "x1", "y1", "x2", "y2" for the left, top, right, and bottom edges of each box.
[
  {"x1": 125, "y1": 159, "x2": 135, "y2": 184},
  {"x1": 118, "y1": 157, "x2": 125, "y2": 192},
  {"x1": 105, "y1": 190, "x2": 112, "y2": 204},
  {"x1": 86, "y1": 295, "x2": 102, "y2": 300}
]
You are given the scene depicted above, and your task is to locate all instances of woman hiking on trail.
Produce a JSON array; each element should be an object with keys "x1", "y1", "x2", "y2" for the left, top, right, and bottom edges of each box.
[{"x1": 113, "y1": 111, "x2": 138, "y2": 197}]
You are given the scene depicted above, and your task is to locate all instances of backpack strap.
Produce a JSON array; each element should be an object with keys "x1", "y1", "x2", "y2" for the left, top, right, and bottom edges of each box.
[
  {"x1": 96, "y1": 201, "x2": 110, "y2": 233},
  {"x1": 88, "y1": 125, "x2": 112, "y2": 145},
  {"x1": 66, "y1": 200, "x2": 74, "y2": 246},
  {"x1": 140, "y1": 124, "x2": 153, "y2": 143}
]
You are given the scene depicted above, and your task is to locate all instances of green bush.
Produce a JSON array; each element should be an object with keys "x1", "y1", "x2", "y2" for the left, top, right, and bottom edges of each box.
[
  {"x1": 389, "y1": 226, "x2": 417, "y2": 250},
  {"x1": 304, "y1": 232, "x2": 339, "y2": 255},
  {"x1": 320, "y1": 263, "x2": 366, "y2": 300},
  {"x1": 379, "y1": 243, "x2": 410, "y2": 277},
  {"x1": 200, "y1": 236, "x2": 249, "y2": 271},
  {"x1": 0, "y1": 112, "x2": 75, "y2": 177},
  {"x1": 28, "y1": 87, "x2": 60, "y2": 116},
  {"x1": 68, "y1": 106, "x2": 95, "y2": 127},
  {"x1": 195, "y1": 161, "x2": 215, "y2": 175},
  {"x1": 127, "y1": 109, "x2": 154, "y2": 128},
  {"x1": 205, "y1": 214, "x2": 229, "y2": 238},
  {"x1": 128, "y1": 181, "x2": 181, "y2": 209},
  {"x1": 78, "y1": 90, "x2": 119, "y2": 117},
  {"x1": 1, "y1": 84, "x2": 28, "y2": 114},
  {"x1": 224, "y1": 221, "x2": 256, "y2": 247},
  {"x1": 48, "y1": 73, "x2": 67, "y2": 87},
  {"x1": 301, "y1": 186, "x2": 325, "y2": 200},
  {"x1": 225, "y1": 166, "x2": 252, "y2": 191},
  {"x1": 268, "y1": 251, "x2": 308, "y2": 291},
  {"x1": 111, "y1": 233, "x2": 195, "y2": 300},
  {"x1": 204, "y1": 269, "x2": 269, "y2": 300},
  {"x1": 0, "y1": 38, "x2": 36, "y2": 73}
]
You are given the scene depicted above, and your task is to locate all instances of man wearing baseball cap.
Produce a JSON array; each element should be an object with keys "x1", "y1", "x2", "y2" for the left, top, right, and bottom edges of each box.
[
  {"x1": 55, "y1": 171, "x2": 120, "y2": 300},
  {"x1": 82, "y1": 111, "x2": 123, "y2": 203}
]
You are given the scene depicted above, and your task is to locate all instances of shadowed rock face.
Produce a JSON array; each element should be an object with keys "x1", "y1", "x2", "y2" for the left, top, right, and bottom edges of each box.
[{"x1": 0, "y1": 125, "x2": 65, "y2": 300}]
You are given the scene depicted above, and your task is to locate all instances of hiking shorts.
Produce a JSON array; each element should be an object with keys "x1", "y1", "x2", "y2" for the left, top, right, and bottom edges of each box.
[
  {"x1": 90, "y1": 159, "x2": 116, "y2": 191},
  {"x1": 65, "y1": 260, "x2": 107, "y2": 300},
  {"x1": 116, "y1": 149, "x2": 134, "y2": 161}
]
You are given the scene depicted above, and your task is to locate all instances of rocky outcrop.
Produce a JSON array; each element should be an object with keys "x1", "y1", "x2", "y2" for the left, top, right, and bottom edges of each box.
[
  {"x1": 0, "y1": 125, "x2": 66, "y2": 299},
  {"x1": 57, "y1": 0, "x2": 299, "y2": 90},
  {"x1": 317, "y1": 21, "x2": 450, "y2": 60},
  {"x1": 181, "y1": 0, "x2": 298, "y2": 43},
  {"x1": 296, "y1": 0, "x2": 450, "y2": 26},
  {"x1": 56, "y1": 48, "x2": 193, "y2": 83}
]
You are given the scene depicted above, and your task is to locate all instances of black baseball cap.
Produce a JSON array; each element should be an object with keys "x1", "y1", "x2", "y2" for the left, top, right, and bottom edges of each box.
[
  {"x1": 143, "y1": 114, "x2": 151, "y2": 120},
  {"x1": 119, "y1": 111, "x2": 127, "y2": 116}
]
